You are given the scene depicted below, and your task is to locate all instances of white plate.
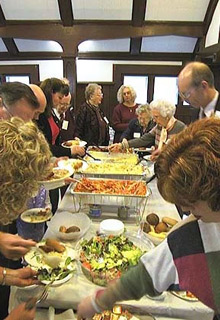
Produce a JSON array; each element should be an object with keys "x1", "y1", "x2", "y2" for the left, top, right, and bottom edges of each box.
[
  {"x1": 61, "y1": 140, "x2": 87, "y2": 148},
  {"x1": 24, "y1": 241, "x2": 77, "y2": 285},
  {"x1": 39, "y1": 167, "x2": 73, "y2": 190},
  {"x1": 20, "y1": 208, "x2": 52, "y2": 223},
  {"x1": 47, "y1": 212, "x2": 91, "y2": 241},
  {"x1": 143, "y1": 155, "x2": 152, "y2": 161},
  {"x1": 58, "y1": 159, "x2": 88, "y2": 173},
  {"x1": 134, "y1": 148, "x2": 152, "y2": 153},
  {"x1": 171, "y1": 291, "x2": 199, "y2": 302}
]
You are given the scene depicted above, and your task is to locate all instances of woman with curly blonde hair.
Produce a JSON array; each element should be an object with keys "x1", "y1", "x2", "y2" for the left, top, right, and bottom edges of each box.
[
  {"x1": 0, "y1": 117, "x2": 52, "y2": 320},
  {"x1": 112, "y1": 85, "x2": 138, "y2": 142},
  {"x1": 0, "y1": 117, "x2": 51, "y2": 225}
]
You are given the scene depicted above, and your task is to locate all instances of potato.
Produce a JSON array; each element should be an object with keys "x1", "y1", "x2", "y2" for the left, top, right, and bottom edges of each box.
[
  {"x1": 146, "y1": 213, "x2": 160, "y2": 226},
  {"x1": 66, "y1": 225, "x2": 80, "y2": 233}
]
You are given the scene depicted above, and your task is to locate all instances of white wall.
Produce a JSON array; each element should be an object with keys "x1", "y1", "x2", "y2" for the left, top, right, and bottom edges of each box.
[
  {"x1": 0, "y1": 60, "x2": 63, "y2": 81},
  {"x1": 76, "y1": 59, "x2": 182, "y2": 83},
  {"x1": 0, "y1": 58, "x2": 182, "y2": 83}
]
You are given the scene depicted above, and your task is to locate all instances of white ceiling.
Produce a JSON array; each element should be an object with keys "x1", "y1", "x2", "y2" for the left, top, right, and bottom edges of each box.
[
  {"x1": 72, "y1": 0, "x2": 132, "y2": 20},
  {"x1": 141, "y1": 36, "x2": 198, "y2": 53},
  {"x1": 145, "y1": 0, "x2": 210, "y2": 21},
  {"x1": 78, "y1": 39, "x2": 130, "y2": 52}
]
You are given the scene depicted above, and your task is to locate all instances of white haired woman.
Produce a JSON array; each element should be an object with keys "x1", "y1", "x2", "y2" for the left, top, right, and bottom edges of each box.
[
  {"x1": 120, "y1": 104, "x2": 155, "y2": 142},
  {"x1": 112, "y1": 85, "x2": 138, "y2": 143},
  {"x1": 110, "y1": 99, "x2": 186, "y2": 154}
]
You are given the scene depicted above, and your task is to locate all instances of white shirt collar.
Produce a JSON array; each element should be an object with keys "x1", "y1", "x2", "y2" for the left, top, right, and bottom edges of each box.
[
  {"x1": 199, "y1": 91, "x2": 219, "y2": 118},
  {"x1": 52, "y1": 108, "x2": 61, "y2": 120}
]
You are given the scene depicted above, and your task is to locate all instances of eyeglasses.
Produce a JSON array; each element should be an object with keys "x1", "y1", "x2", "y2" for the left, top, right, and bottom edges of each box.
[
  {"x1": 0, "y1": 98, "x2": 13, "y2": 117},
  {"x1": 178, "y1": 88, "x2": 193, "y2": 100}
]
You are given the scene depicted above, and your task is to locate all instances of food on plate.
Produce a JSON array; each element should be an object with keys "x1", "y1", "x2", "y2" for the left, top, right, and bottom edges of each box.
[
  {"x1": 73, "y1": 178, "x2": 147, "y2": 196},
  {"x1": 63, "y1": 140, "x2": 79, "y2": 147},
  {"x1": 146, "y1": 213, "x2": 159, "y2": 226},
  {"x1": 171, "y1": 290, "x2": 198, "y2": 301},
  {"x1": 80, "y1": 234, "x2": 146, "y2": 286},
  {"x1": 59, "y1": 225, "x2": 81, "y2": 233},
  {"x1": 46, "y1": 168, "x2": 70, "y2": 181},
  {"x1": 21, "y1": 207, "x2": 51, "y2": 223},
  {"x1": 82, "y1": 162, "x2": 149, "y2": 175},
  {"x1": 143, "y1": 214, "x2": 178, "y2": 241},
  {"x1": 24, "y1": 239, "x2": 76, "y2": 282},
  {"x1": 73, "y1": 160, "x2": 83, "y2": 170},
  {"x1": 162, "y1": 216, "x2": 178, "y2": 227},
  {"x1": 42, "y1": 238, "x2": 66, "y2": 253},
  {"x1": 93, "y1": 306, "x2": 141, "y2": 320}
]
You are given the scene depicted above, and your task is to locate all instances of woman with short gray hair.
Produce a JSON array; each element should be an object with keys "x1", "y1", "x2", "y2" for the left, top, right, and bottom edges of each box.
[
  {"x1": 112, "y1": 85, "x2": 139, "y2": 143},
  {"x1": 75, "y1": 83, "x2": 109, "y2": 146},
  {"x1": 110, "y1": 99, "x2": 186, "y2": 154},
  {"x1": 120, "y1": 104, "x2": 155, "y2": 141}
]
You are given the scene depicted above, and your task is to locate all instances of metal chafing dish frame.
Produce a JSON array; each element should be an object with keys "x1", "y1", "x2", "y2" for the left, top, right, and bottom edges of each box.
[{"x1": 70, "y1": 178, "x2": 151, "y2": 223}]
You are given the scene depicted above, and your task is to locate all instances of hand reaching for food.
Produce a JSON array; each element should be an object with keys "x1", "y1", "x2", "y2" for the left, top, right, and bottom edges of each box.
[{"x1": 0, "y1": 233, "x2": 36, "y2": 259}]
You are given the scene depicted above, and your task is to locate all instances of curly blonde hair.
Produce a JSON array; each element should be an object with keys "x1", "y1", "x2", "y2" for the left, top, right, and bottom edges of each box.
[
  {"x1": 117, "y1": 85, "x2": 137, "y2": 104},
  {"x1": 155, "y1": 117, "x2": 220, "y2": 211},
  {"x1": 0, "y1": 117, "x2": 52, "y2": 225}
]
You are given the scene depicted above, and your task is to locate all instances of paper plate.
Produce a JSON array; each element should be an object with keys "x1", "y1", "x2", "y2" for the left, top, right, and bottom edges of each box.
[
  {"x1": 39, "y1": 167, "x2": 73, "y2": 190},
  {"x1": 61, "y1": 140, "x2": 87, "y2": 148},
  {"x1": 58, "y1": 159, "x2": 88, "y2": 173},
  {"x1": 20, "y1": 208, "x2": 52, "y2": 223},
  {"x1": 171, "y1": 291, "x2": 199, "y2": 302}
]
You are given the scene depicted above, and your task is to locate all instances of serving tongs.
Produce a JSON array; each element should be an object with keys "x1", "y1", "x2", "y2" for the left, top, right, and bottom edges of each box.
[{"x1": 85, "y1": 151, "x2": 101, "y2": 161}]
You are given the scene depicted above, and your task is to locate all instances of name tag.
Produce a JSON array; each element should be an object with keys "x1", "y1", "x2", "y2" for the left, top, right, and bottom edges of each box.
[
  {"x1": 62, "y1": 120, "x2": 69, "y2": 130},
  {"x1": 103, "y1": 117, "x2": 109, "y2": 124},
  {"x1": 134, "y1": 132, "x2": 141, "y2": 138}
]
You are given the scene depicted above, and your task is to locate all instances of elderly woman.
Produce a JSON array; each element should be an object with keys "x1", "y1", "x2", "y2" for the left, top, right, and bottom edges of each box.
[
  {"x1": 120, "y1": 104, "x2": 155, "y2": 142},
  {"x1": 75, "y1": 83, "x2": 109, "y2": 146},
  {"x1": 110, "y1": 99, "x2": 185, "y2": 152},
  {"x1": 0, "y1": 117, "x2": 51, "y2": 320},
  {"x1": 112, "y1": 85, "x2": 138, "y2": 143},
  {"x1": 78, "y1": 117, "x2": 220, "y2": 319}
]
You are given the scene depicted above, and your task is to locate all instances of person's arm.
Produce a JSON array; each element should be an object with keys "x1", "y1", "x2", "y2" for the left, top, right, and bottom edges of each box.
[
  {"x1": 127, "y1": 132, "x2": 155, "y2": 149},
  {"x1": 0, "y1": 266, "x2": 39, "y2": 287},
  {"x1": 120, "y1": 119, "x2": 134, "y2": 141},
  {"x1": 5, "y1": 303, "x2": 36, "y2": 320},
  {"x1": 0, "y1": 233, "x2": 36, "y2": 260}
]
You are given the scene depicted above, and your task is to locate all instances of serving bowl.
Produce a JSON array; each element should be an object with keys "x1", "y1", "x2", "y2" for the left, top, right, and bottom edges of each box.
[{"x1": 47, "y1": 211, "x2": 91, "y2": 241}]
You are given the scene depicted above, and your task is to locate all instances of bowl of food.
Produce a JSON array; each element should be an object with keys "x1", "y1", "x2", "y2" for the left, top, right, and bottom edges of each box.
[
  {"x1": 39, "y1": 167, "x2": 73, "y2": 190},
  {"x1": 47, "y1": 211, "x2": 91, "y2": 241},
  {"x1": 79, "y1": 233, "x2": 153, "y2": 286},
  {"x1": 142, "y1": 213, "x2": 178, "y2": 245},
  {"x1": 24, "y1": 238, "x2": 77, "y2": 285}
]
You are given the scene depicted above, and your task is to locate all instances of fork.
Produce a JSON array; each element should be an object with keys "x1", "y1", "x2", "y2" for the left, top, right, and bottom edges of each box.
[{"x1": 25, "y1": 280, "x2": 54, "y2": 310}]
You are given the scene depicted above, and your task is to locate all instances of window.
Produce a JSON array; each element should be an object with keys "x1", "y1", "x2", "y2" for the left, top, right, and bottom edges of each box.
[
  {"x1": 123, "y1": 75, "x2": 148, "y2": 104},
  {"x1": 153, "y1": 76, "x2": 178, "y2": 105},
  {"x1": 5, "y1": 75, "x2": 30, "y2": 84}
]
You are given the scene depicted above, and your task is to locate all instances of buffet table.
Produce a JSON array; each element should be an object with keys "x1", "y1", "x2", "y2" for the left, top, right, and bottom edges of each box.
[{"x1": 9, "y1": 178, "x2": 214, "y2": 320}]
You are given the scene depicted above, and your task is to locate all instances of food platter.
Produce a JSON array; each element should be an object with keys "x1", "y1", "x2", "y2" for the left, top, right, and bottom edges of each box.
[
  {"x1": 20, "y1": 208, "x2": 52, "y2": 223},
  {"x1": 171, "y1": 291, "x2": 199, "y2": 302},
  {"x1": 24, "y1": 239, "x2": 77, "y2": 285},
  {"x1": 84, "y1": 151, "x2": 138, "y2": 164},
  {"x1": 61, "y1": 139, "x2": 87, "y2": 148},
  {"x1": 78, "y1": 232, "x2": 153, "y2": 286},
  {"x1": 39, "y1": 167, "x2": 73, "y2": 190}
]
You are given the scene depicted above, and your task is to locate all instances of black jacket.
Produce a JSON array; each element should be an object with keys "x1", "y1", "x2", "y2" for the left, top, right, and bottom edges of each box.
[{"x1": 120, "y1": 118, "x2": 155, "y2": 142}]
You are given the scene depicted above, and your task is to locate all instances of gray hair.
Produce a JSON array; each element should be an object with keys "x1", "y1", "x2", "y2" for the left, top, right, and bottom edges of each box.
[
  {"x1": 136, "y1": 104, "x2": 152, "y2": 118},
  {"x1": 117, "y1": 85, "x2": 137, "y2": 104},
  {"x1": 85, "y1": 83, "x2": 102, "y2": 101},
  {"x1": 150, "y1": 100, "x2": 176, "y2": 118}
]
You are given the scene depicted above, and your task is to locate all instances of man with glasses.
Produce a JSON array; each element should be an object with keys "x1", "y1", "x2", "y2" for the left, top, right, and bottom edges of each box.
[{"x1": 178, "y1": 62, "x2": 220, "y2": 120}]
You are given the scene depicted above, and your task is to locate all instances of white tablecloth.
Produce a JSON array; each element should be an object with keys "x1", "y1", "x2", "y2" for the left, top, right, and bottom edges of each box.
[{"x1": 9, "y1": 179, "x2": 214, "y2": 320}]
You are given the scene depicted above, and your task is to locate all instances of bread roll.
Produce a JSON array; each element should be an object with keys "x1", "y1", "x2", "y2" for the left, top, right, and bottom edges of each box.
[
  {"x1": 45, "y1": 238, "x2": 65, "y2": 253},
  {"x1": 59, "y1": 226, "x2": 67, "y2": 233},
  {"x1": 162, "y1": 217, "x2": 178, "y2": 227},
  {"x1": 66, "y1": 225, "x2": 80, "y2": 233},
  {"x1": 155, "y1": 222, "x2": 168, "y2": 233},
  {"x1": 146, "y1": 213, "x2": 159, "y2": 226}
]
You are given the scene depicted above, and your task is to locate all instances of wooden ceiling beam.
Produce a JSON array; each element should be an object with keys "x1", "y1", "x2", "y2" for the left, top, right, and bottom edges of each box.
[
  {"x1": 0, "y1": 5, "x2": 6, "y2": 26},
  {"x1": 130, "y1": 37, "x2": 142, "y2": 55},
  {"x1": 57, "y1": 0, "x2": 73, "y2": 26},
  {"x1": 2, "y1": 38, "x2": 18, "y2": 55},
  {"x1": 132, "y1": 0, "x2": 147, "y2": 27},
  {"x1": 0, "y1": 22, "x2": 203, "y2": 55},
  {"x1": 0, "y1": 51, "x2": 63, "y2": 60}
]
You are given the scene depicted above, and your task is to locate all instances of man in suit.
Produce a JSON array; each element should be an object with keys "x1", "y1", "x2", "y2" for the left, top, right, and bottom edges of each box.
[{"x1": 178, "y1": 61, "x2": 220, "y2": 120}]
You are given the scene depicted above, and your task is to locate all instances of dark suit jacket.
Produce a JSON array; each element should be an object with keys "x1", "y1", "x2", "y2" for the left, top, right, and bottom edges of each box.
[
  {"x1": 36, "y1": 113, "x2": 71, "y2": 158},
  {"x1": 190, "y1": 92, "x2": 220, "y2": 121},
  {"x1": 60, "y1": 106, "x2": 76, "y2": 142}
]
